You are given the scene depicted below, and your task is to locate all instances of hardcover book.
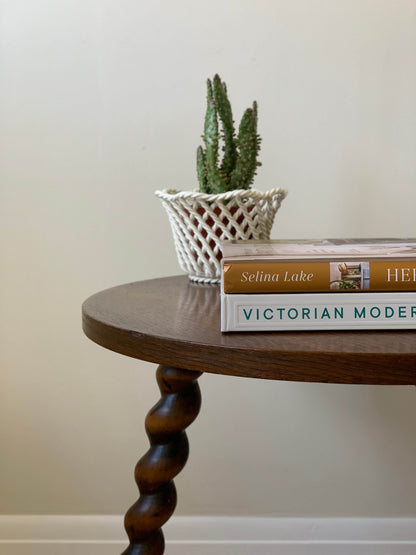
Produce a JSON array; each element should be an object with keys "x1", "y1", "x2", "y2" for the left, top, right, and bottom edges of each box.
[
  {"x1": 221, "y1": 291, "x2": 416, "y2": 332},
  {"x1": 221, "y1": 238, "x2": 416, "y2": 294}
]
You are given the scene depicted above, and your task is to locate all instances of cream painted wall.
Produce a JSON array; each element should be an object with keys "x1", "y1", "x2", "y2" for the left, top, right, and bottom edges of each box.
[{"x1": 1, "y1": 0, "x2": 416, "y2": 517}]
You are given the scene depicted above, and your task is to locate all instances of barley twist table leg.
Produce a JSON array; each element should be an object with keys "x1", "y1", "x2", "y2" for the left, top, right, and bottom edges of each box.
[{"x1": 121, "y1": 365, "x2": 202, "y2": 555}]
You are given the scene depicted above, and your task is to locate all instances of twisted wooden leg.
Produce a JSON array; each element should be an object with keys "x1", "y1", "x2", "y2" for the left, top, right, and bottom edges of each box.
[{"x1": 121, "y1": 365, "x2": 202, "y2": 555}]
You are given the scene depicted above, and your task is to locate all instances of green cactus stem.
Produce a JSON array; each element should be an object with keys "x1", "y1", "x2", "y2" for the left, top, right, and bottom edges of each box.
[
  {"x1": 212, "y1": 75, "x2": 237, "y2": 180},
  {"x1": 196, "y1": 74, "x2": 261, "y2": 194}
]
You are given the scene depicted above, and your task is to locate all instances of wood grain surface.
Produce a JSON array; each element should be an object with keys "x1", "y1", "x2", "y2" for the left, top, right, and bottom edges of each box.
[{"x1": 82, "y1": 275, "x2": 416, "y2": 384}]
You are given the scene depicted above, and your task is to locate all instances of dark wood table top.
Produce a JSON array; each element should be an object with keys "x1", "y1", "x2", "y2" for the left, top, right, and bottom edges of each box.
[{"x1": 82, "y1": 275, "x2": 416, "y2": 385}]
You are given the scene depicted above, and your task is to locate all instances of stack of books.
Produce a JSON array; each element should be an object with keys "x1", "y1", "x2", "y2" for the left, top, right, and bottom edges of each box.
[{"x1": 220, "y1": 238, "x2": 416, "y2": 332}]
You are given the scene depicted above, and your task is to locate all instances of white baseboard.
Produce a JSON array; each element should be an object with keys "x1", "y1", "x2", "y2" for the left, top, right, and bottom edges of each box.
[{"x1": 1, "y1": 515, "x2": 416, "y2": 554}]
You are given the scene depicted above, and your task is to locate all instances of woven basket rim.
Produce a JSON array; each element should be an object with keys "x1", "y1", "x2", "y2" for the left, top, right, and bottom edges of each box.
[
  {"x1": 155, "y1": 187, "x2": 287, "y2": 202},
  {"x1": 156, "y1": 186, "x2": 287, "y2": 283}
]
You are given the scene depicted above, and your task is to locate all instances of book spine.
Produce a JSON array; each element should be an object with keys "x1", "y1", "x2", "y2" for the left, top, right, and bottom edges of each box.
[
  {"x1": 222, "y1": 259, "x2": 416, "y2": 294},
  {"x1": 221, "y1": 292, "x2": 416, "y2": 332}
]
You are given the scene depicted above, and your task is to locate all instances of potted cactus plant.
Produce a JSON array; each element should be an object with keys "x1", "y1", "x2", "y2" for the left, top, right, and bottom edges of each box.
[{"x1": 156, "y1": 74, "x2": 287, "y2": 283}]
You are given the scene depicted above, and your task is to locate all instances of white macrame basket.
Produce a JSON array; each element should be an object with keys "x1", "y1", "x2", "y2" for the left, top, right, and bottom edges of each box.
[{"x1": 156, "y1": 187, "x2": 287, "y2": 283}]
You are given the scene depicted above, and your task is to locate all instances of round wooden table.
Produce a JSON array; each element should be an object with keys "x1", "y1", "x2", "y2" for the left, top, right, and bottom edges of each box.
[{"x1": 82, "y1": 275, "x2": 416, "y2": 554}]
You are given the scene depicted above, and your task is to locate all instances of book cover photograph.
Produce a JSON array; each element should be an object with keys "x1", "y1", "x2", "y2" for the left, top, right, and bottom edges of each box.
[{"x1": 330, "y1": 262, "x2": 370, "y2": 290}]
